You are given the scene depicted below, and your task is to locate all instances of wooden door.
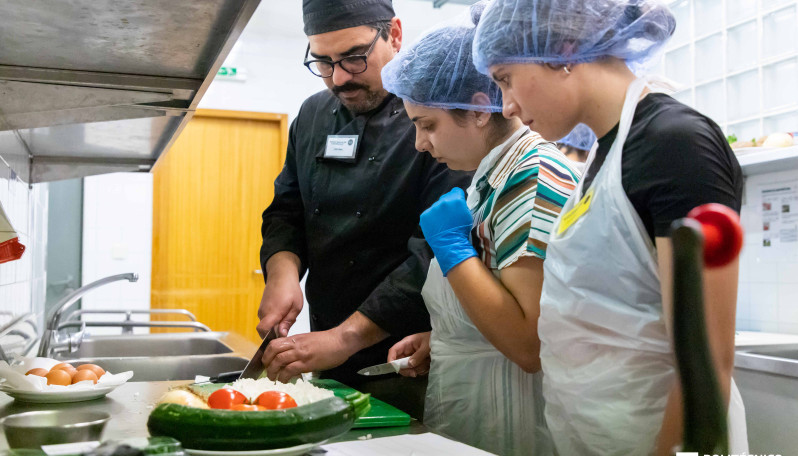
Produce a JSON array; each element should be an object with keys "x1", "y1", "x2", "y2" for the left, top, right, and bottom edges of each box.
[{"x1": 151, "y1": 109, "x2": 287, "y2": 343}]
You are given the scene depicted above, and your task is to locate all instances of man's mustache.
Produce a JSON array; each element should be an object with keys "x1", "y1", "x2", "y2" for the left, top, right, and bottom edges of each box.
[{"x1": 332, "y1": 82, "x2": 368, "y2": 95}]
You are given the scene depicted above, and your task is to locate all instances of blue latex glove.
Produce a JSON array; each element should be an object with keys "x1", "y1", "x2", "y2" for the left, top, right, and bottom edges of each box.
[{"x1": 420, "y1": 188, "x2": 477, "y2": 276}]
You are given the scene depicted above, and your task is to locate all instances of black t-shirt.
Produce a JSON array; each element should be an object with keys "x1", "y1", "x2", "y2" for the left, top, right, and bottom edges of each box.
[{"x1": 581, "y1": 93, "x2": 743, "y2": 241}]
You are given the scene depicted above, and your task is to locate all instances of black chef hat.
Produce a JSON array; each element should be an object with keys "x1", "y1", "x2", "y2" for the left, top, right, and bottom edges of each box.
[{"x1": 303, "y1": 0, "x2": 395, "y2": 36}]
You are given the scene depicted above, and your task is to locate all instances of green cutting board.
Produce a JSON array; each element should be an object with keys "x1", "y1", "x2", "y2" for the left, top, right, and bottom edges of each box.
[{"x1": 311, "y1": 379, "x2": 411, "y2": 428}]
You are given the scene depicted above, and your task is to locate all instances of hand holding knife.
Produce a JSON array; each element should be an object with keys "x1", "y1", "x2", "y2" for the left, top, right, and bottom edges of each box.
[
  {"x1": 357, "y1": 356, "x2": 412, "y2": 376},
  {"x1": 238, "y1": 327, "x2": 279, "y2": 380}
]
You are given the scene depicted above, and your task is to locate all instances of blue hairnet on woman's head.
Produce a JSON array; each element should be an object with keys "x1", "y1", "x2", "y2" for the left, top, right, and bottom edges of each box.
[
  {"x1": 381, "y1": 0, "x2": 502, "y2": 112},
  {"x1": 558, "y1": 124, "x2": 597, "y2": 150},
  {"x1": 472, "y1": 0, "x2": 676, "y2": 73}
]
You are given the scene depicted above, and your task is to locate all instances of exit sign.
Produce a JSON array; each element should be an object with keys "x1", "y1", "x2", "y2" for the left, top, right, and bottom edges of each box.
[{"x1": 216, "y1": 66, "x2": 246, "y2": 81}]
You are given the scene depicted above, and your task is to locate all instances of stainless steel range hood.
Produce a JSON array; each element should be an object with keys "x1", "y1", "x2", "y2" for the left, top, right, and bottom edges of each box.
[{"x1": 0, "y1": 0, "x2": 260, "y2": 183}]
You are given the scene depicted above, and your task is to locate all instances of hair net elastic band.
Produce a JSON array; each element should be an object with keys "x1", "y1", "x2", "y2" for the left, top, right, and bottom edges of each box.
[{"x1": 401, "y1": 98, "x2": 504, "y2": 113}]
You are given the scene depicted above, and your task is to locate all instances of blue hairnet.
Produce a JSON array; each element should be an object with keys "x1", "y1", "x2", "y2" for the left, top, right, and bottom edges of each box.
[
  {"x1": 382, "y1": 1, "x2": 502, "y2": 112},
  {"x1": 558, "y1": 124, "x2": 597, "y2": 150},
  {"x1": 472, "y1": 0, "x2": 676, "y2": 73}
]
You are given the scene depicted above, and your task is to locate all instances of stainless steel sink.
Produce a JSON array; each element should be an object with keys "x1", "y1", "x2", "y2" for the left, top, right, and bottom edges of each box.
[
  {"x1": 746, "y1": 345, "x2": 798, "y2": 361},
  {"x1": 736, "y1": 343, "x2": 798, "y2": 378},
  {"x1": 49, "y1": 331, "x2": 258, "y2": 381},
  {"x1": 70, "y1": 355, "x2": 249, "y2": 381},
  {"x1": 54, "y1": 333, "x2": 234, "y2": 359}
]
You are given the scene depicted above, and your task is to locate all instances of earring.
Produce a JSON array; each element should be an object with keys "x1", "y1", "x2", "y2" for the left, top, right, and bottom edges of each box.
[{"x1": 563, "y1": 65, "x2": 572, "y2": 74}]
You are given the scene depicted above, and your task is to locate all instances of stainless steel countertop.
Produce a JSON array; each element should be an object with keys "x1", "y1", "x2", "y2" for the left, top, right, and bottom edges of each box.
[
  {"x1": 735, "y1": 343, "x2": 798, "y2": 379},
  {"x1": 0, "y1": 380, "x2": 425, "y2": 451}
]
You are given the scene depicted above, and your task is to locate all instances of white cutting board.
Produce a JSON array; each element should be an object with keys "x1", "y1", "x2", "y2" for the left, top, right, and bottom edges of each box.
[{"x1": 321, "y1": 433, "x2": 496, "y2": 456}]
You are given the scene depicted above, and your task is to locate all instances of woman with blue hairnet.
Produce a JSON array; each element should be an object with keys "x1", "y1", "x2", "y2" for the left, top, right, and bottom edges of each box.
[
  {"x1": 380, "y1": 2, "x2": 580, "y2": 454},
  {"x1": 472, "y1": 1, "x2": 748, "y2": 455},
  {"x1": 558, "y1": 123, "x2": 596, "y2": 166}
]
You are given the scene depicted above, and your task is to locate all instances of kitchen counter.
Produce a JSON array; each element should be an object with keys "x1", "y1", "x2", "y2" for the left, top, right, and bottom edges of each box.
[
  {"x1": 732, "y1": 331, "x2": 798, "y2": 453},
  {"x1": 735, "y1": 330, "x2": 798, "y2": 347},
  {"x1": 734, "y1": 331, "x2": 798, "y2": 379},
  {"x1": 0, "y1": 381, "x2": 426, "y2": 451}
]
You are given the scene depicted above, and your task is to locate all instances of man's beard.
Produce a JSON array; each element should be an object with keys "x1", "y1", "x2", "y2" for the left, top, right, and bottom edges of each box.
[{"x1": 331, "y1": 82, "x2": 388, "y2": 114}]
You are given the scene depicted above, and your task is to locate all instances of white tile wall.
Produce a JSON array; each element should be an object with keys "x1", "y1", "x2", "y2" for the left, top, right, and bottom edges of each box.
[
  {"x1": 80, "y1": 173, "x2": 152, "y2": 335},
  {"x1": 662, "y1": 0, "x2": 798, "y2": 139},
  {"x1": 0, "y1": 148, "x2": 48, "y2": 326},
  {"x1": 738, "y1": 168, "x2": 798, "y2": 334}
]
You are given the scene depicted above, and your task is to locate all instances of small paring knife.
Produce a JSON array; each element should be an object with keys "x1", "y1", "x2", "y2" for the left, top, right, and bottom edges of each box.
[{"x1": 357, "y1": 356, "x2": 412, "y2": 376}]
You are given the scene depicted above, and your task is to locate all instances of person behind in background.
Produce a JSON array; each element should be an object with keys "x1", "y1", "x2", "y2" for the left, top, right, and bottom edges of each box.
[
  {"x1": 257, "y1": 0, "x2": 469, "y2": 418},
  {"x1": 380, "y1": 3, "x2": 580, "y2": 454},
  {"x1": 473, "y1": 0, "x2": 748, "y2": 454},
  {"x1": 557, "y1": 123, "x2": 596, "y2": 165}
]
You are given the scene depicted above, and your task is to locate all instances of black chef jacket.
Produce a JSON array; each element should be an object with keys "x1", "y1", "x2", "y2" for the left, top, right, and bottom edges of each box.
[{"x1": 260, "y1": 89, "x2": 470, "y2": 384}]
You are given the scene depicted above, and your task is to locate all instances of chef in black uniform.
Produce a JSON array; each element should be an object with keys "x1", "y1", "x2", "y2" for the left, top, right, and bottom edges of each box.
[{"x1": 257, "y1": 0, "x2": 469, "y2": 418}]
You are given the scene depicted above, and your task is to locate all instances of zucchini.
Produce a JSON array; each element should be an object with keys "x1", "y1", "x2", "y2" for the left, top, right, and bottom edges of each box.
[
  {"x1": 147, "y1": 391, "x2": 370, "y2": 450},
  {"x1": 670, "y1": 219, "x2": 728, "y2": 455}
]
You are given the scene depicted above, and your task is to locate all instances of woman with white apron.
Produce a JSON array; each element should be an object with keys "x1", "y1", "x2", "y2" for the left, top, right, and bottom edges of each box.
[
  {"x1": 381, "y1": 3, "x2": 580, "y2": 454},
  {"x1": 473, "y1": 1, "x2": 748, "y2": 455}
]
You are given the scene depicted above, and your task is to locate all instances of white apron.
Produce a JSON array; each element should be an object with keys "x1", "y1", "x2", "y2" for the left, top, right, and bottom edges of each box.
[
  {"x1": 422, "y1": 259, "x2": 553, "y2": 456},
  {"x1": 538, "y1": 77, "x2": 748, "y2": 455}
]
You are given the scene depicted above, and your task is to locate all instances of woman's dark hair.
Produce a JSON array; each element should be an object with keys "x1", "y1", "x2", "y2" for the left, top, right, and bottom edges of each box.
[{"x1": 448, "y1": 110, "x2": 516, "y2": 147}]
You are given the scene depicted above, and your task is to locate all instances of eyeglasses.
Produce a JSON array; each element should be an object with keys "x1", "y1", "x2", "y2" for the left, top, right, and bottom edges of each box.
[{"x1": 303, "y1": 31, "x2": 381, "y2": 78}]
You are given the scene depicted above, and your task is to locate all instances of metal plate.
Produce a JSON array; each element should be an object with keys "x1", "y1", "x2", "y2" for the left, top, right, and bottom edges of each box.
[{"x1": 184, "y1": 441, "x2": 326, "y2": 456}]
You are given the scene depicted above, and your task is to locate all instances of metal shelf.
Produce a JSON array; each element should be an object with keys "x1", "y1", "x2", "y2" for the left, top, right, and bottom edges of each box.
[
  {"x1": 0, "y1": 0, "x2": 261, "y2": 183},
  {"x1": 736, "y1": 145, "x2": 798, "y2": 176}
]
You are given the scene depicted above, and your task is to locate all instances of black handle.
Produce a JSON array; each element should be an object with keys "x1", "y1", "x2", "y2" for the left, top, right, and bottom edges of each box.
[{"x1": 210, "y1": 370, "x2": 243, "y2": 383}]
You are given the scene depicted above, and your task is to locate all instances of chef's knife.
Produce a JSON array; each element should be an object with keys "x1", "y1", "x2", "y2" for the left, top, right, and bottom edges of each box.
[
  {"x1": 357, "y1": 356, "x2": 411, "y2": 376},
  {"x1": 238, "y1": 328, "x2": 278, "y2": 380}
]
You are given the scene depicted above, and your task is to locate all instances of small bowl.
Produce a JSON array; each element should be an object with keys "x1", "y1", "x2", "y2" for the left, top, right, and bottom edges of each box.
[{"x1": 0, "y1": 410, "x2": 110, "y2": 449}]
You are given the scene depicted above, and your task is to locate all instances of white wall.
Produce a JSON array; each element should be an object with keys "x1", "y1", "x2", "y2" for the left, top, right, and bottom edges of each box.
[
  {"x1": 80, "y1": 173, "x2": 153, "y2": 335},
  {"x1": 0, "y1": 145, "x2": 48, "y2": 333},
  {"x1": 657, "y1": 0, "x2": 798, "y2": 139},
  {"x1": 199, "y1": 0, "x2": 471, "y2": 120}
]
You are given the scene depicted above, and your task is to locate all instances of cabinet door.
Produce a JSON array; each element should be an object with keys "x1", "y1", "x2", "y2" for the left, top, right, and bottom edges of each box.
[{"x1": 151, "y1": 110, "x2": 287, "y2": 344}]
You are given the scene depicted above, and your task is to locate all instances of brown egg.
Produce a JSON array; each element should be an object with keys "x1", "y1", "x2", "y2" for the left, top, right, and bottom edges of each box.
[
  {"x1": 71, "y1": 369, "x2": 99, "y2": 385},
  {"x1": 25, "y1": 368, "x2": 49, "y2": 377},
  {"x1": 51, "y1": 363, "x2": 78, "y2": 380},
  {"x1": 45, "y1": 369, "x2": 72, "y2": 386},
  {"x1": 76, "y1": 363, "x2": 105, "y2": 379}
]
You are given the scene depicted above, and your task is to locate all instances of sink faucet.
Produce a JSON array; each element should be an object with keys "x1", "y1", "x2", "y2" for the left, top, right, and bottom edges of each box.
[{"x1": 37, "y1": 273, "x2": 138, "y2": 357}]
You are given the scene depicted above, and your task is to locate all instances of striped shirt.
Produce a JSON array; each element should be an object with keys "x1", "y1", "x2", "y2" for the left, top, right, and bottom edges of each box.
[{"x1": 471, "y1": 129, "x2": 581, "y2": 270}]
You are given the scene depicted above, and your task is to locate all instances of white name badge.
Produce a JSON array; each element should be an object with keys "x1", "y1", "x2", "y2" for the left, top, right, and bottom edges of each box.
[{"x1": 325, "y1": 135, "x2": 359, "y2": 159}]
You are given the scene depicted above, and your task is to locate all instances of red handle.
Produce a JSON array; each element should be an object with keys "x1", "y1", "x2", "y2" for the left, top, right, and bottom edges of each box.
[
  {"x1": 0, "y1": 237, "x2": 25, "y2": 265},
  {"x1": 686, "y1": 204, "x2": 744, "y2": 268}
]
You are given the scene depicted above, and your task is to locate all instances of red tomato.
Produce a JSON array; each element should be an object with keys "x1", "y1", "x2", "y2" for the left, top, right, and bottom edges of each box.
[
  {"x1": 208, "y1": 388, "x2": 247, "y2": 409},
  {"x1": 256, "y1": 391, "x2": 298, "y2": 410},
  {"x1": 231, "y1": 404, "x2": 267, "y2": 411}
]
